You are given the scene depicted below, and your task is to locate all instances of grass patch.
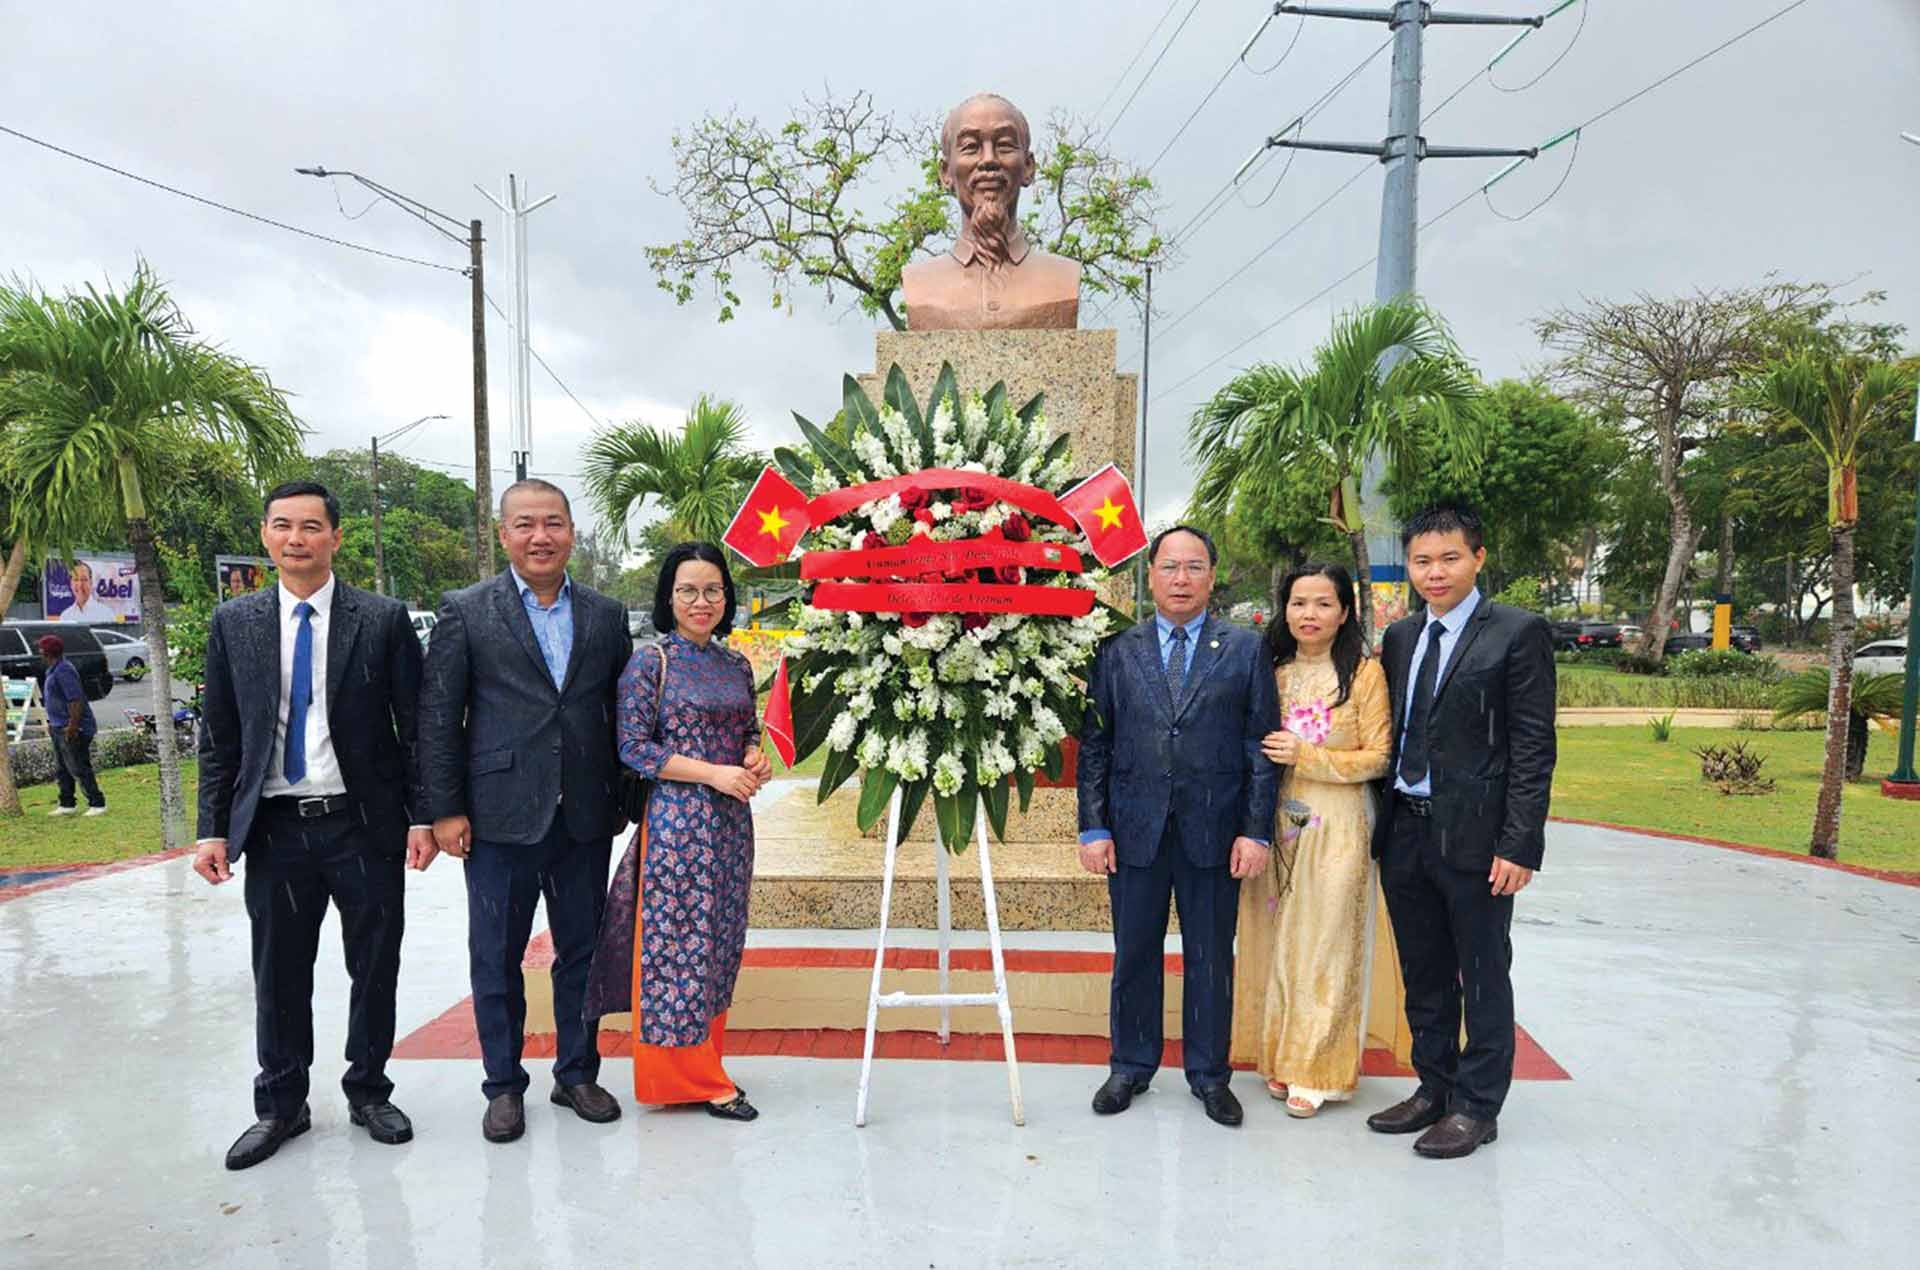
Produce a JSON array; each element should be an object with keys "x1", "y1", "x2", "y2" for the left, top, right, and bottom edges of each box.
[
  {"x1": 1552, "y1": 726, "x2": 1918, "y2": 874},
  {"x1": 1557, "y1": 665, "x2": 1778, "y2": 710},
  {"x1": 1, "y1": 761, "x2": 201, "y2": 870}
]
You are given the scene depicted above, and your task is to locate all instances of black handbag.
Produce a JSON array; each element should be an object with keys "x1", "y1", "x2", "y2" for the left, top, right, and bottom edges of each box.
[{"x1": 616, "y1": 642, "x2": 668, "y2": 824}]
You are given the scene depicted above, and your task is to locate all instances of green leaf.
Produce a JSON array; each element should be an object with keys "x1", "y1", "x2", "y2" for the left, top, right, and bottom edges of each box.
[
  {"x1": 855, "y1": 766, "x2": 900, "y2": 833},
  {"x1": 1043, "y1": 744, "x2": 1064, "y2": 782},
  {"x1": 793, "y1": 411, "x2": 861, "y2": 483},
  {"x1": 1016, "y1": 391, "x2": 1045, "y2": 425},
  {"x1": 896, "y1": 779, "x2": 931, "y2": 844},
  {"x1": 1015, "y1": 765, "x2": 1036, "y2": 814},
  {"x1": 933, "y1": 786, "x2": 980, "y2": 853},
  {"x1": 772, "y1": 445, "x2": 815, "y2": 489},
  {"x1": 984, "y1": 382, "x2": 1009, "y2": 426},
  {"x1": 1035, "y1": 432, "x2": 1072, "y2": 479},
  {"x1": 816, "y1": 744, "x2": 859, "y2": 804},
  {"x1": 982, "y1": 777, "x2": 1010, "y2": 842},
  {"x1": 786, "y1": 653, "x2": 838, "y2": 761},
  {"x1": 885, "y1": 364, "x2": 935, "y2": 467},
  {"x1": 841, "y1": 373, "x2": 880, "y2": 439},
  {"x1": 923, "y1": 362, "x2": 959, "y2": 440}
]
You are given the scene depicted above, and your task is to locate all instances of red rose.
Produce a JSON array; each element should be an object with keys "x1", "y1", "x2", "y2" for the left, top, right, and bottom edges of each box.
[
  {"x1": 913, "y1": 507, "x2": 936, "y2": 526},
  {"x1": 996, "y1": 565, "x2": 1023, "y2": 585},
  {"x1": 899, "y1": 487, "x2": 931, "y2": 513},
  {"x1": 961, "y1": 487, "x2": 994, "y2": 512},
  {"x1": 962, "y1": 613, "x2": 990, "y2": 631},
  {"x1": 862, "y1": 532, "x2": 888, "y2": 552},
  {"x1": 1001, "y1": 514, "x2": 1032, "y2": 542},
  {"x1": 901, "y1": 612, "x2": 930, "y2": 628}
]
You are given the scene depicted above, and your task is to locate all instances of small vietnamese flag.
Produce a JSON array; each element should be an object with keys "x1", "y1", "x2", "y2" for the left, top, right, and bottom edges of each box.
[
  {"x1": 762, "y1": 656, "x2": 797, "y2": 767},
  {"x1": 1058, "y1": 463, "x2": 1148, "y2": 567},
  {"x1": 722, "y1": 466, "x2": 812, "y2": 567}
]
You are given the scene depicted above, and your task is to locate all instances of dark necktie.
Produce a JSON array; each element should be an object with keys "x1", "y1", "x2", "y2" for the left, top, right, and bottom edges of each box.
[
  {"x1": 1166, "y1": 625, "x2": 1189, "y2": 699},
  {"x1": 1399, "y1": 620, "x2": 1445, "y2": 787},
  {"x1": 285, "y1": 601, "x2": 314, "y2": 785}
]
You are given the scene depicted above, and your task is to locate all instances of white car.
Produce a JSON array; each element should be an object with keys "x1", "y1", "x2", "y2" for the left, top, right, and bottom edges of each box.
[
  {"x1": 1855, "y1": 640, "x2": 1909, "y2": 678},
  {"x1": 92, "y1": 627, "x2": 151, "y2": 680}
]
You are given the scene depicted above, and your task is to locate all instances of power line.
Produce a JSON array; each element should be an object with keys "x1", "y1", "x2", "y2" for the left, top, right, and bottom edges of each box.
[
  {"x1": 1489, "y1": 0, "x2": 1590, "y2": 93},
  {"x1": 1100, "y1": 0, "x2": 1205, "y2": 146},
  {"x1": 1091, "y1": 0, "x2": 1187, "y2": 122},
  {"x1": 0, "y1": 123, "x2": 467, "y2": 275},
  {"x1": 1569, "y1": 0, "x2": 1812, "y2": 133},
  {"x1": 1144, "y1": 5, "x2": 1308, "y2": 176},
  {"x1": 481, "y1": 290, "x2": 606, "y2": 431}
]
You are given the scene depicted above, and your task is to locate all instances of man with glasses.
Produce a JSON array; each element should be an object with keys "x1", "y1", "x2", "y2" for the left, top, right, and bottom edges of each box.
[
  {"x1": 1076, "y1": 526, "x2": 1280, "y2": 1127},
  {"x1": 420, "y1": 479, "x2": 635, "y2": 1144}
]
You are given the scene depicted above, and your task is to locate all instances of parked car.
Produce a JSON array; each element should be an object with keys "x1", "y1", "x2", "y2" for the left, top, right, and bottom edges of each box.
[
  {"x1": 1855, "y1": 640, "x2": 1910, "y2": 678},
  {"x1": 627, "y1": 610, "x2": 656, "y2": 640},
  {"x1": 1664, "y1": 632, "x2": 1715, "y2": 654},
  {"x1": 408, "y1": 610, "x2": 437, "y2": 649},
  {"x1": 92, "y1": 627, "x2": 151, "y2": 680},
  {"x1": 1551, "y1": 620, "x2": 1622, "y2": 652},
  {"x1": 0, "y1": 622, "x2": 115, "y2": 700},
  {"x1": 1730, "y1": 625, "x2": 1762, "y2": 653}
]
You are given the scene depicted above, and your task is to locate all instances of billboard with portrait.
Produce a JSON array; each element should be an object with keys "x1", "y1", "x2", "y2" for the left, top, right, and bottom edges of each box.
[
  {"x1": 215, "y1": 555, "x2": 275, "y2": 602},
  {"x1": 43, "y1": 553, "x2": 141, "y2": 624}
]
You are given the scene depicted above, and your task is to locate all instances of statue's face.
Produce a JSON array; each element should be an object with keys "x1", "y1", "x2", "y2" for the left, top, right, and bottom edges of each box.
[{"x1": 941, "y1": 97, "x2": 1034, "y2": 222}]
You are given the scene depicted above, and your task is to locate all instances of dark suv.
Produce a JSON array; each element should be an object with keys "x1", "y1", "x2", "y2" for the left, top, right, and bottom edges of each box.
[
  {"x1": 0, "y1": 622, "x2": 116, "y2": 700},
  {"x1": 1729, "y1": 625, "x2": 1762, "y2": 653},
  {"x1": 1551, "y1": 621, "x2": 1622, "y2": 652}
]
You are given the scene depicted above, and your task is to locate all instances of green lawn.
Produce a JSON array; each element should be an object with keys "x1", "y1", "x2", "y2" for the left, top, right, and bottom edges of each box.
[
  {"x1": 1552, "y1": 726, "x2": 1919, "y2": 874},
  {"x1": 2, "y1": 760, "x2": 201, "y2": 871}
]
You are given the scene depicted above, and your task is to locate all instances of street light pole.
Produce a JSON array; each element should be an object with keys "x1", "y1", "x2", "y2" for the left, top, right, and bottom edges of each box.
[
  {"x1": 370, "y1": 414, "x2": 448, "y2": 600},
  {"x1": 295, "y1": 166, "x2": 496, "y2": 582},
  {"x1": 1885, "y1": 130, "x2": 1920, "y2": 798}
]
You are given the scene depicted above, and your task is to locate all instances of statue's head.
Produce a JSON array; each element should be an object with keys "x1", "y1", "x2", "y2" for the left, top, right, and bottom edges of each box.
[{"x1": 939, "y1": 93, "x2": 1035, "y2": 266}]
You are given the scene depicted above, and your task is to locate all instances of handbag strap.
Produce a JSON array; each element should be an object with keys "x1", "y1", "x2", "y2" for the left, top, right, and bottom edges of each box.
[{"x1": 651, "y1": 641, "x2": 668, "y2": 740}]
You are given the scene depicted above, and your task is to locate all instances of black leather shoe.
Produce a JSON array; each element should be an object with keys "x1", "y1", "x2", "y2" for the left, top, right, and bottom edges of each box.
[
  {"x1": 550, "y1": 1081, "x2": 622, "y2": 1124},
  {"x1": 705, "y1": 1092, "x2": 759, "y2": 1122},
  {"x1": 1414, "y1": 1112, "x2": 1498, "y2": 1159},
  {"x1": 1091, "y1": 1073, "x2": 1150, "y2": 1115},
  {"x1": 348, "y1": 1100, "x2": 413, "y2": 1144},
  {"x1": 482, "y1": 1093, "x2": 525, "y2": 1143},
  {"x1": 224, "y1": 1105, "x2": 311, "y2": 1170},
  {"x1": 1193, "y1": 1084, "x2": 1244, "y2": 1127},
  {"x1": 1367, "y1": 1091, "x2": 1446, "y2": 1135}
]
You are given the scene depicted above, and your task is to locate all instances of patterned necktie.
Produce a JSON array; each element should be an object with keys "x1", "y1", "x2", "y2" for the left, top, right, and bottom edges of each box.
[
  {"x1": 285, "y1": 601, "x2": 313, "y2": 785},
  {"x1": 1166, "y1": 624, "x2": 1189, "y2": 699},
  {"x1": 1399, "y1": 620, "x2": 1445, "y2": 787}
]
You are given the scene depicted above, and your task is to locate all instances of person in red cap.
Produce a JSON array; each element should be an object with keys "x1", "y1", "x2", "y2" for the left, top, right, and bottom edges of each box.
[{"x1": 38, "y1": 635, "x2": 106, "y2": 816}]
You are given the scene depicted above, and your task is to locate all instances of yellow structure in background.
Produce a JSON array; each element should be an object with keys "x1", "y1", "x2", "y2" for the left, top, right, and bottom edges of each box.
[{"x1": 1713, "y1": 595, "x2": 1733, "y2": 651}]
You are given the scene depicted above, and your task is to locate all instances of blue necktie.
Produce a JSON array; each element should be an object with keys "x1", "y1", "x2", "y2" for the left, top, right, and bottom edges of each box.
[
  {"x1": 1166, "y1": 625, "x2": 1189, "y2": 698},
  {"x1": 285, "y1": 601, "x2": 313, "y2": 786}
]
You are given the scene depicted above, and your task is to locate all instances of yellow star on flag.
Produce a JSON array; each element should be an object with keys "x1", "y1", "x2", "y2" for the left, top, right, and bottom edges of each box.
[
  {"x1": 758, "y1": 505, "x2": 791, "y2": 539},
  {"x1": 1094, "y1": 497, "x2": 1126, "y2": 531}
]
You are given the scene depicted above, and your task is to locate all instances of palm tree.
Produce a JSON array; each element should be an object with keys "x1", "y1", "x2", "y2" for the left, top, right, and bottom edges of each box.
[
  {"x1": 581, "y1": 395, "x2": 764, "y2": 547},
  {"x1": 1187, "y1": 298, "x2": 1488, "y2": 644},
  {"x1": 1772, "y1": 669, "x2": 1906, "y2": 783},
  {"x1": 0, "y1": 264, "x2": 301, "y2": 849},
  {"x1": 1746, "y1": 349, "x2": 1911, "y2": 858}
]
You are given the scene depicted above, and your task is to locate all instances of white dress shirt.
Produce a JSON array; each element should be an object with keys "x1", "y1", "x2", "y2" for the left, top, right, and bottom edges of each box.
[
  {"x1": 1393, "y1": 586, "x2": 1482, "y2": 798},
  {"x1": 261, "y1": 575, "x2": 347, "y2": 798}
]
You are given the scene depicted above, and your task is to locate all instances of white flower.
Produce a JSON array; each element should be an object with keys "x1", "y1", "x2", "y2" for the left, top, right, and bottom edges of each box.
[
  {"x1": 852, "y1": 430, "x2": 896, "y2": 479},
  {"x1": 882, "y1": 634, "x2": 903, "y2": 657},
  {"x1": 1031, "y1": 705, "x2": 1066, "y2": 743},
  {"x1": 865, "y1": 494, "x2": 905, "y2": 535},
  {"x1": 932, "y1": 752, "x2": 967, "y2": 797},
  {"x1": 858, "y1": 729, "x2": 888, "y2": 770},
  {"x1": 826, "y1": 711, "x2": 858, "y2": 752},
  {"x1": 929, "y1": 501, "x2": 952, "y2": 521},
  {"x1": 848, "y1": 690, "x2": 875, "y2": 720}
]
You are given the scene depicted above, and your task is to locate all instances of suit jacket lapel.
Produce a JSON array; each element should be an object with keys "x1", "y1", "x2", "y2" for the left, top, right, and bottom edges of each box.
[
  {"x1": 325, "y1": 582, "x2": 362, "y2": 721},
  {"x1": 1173, "y1": 616, "x2": 1225, "y2": 721},
  {"x1": 558, "y1": 581, "x2": 591, "y2": 695},
  {"x1": 255, "y1": 590, "x2": 283, "y2": 741},
  {"x1": 1433, "y1": 603, "x2": 1492, "y2": 703},
  {"x1": 493, "y1": 572, "x2": 555, "y2": 690},
  {"x1": 1128, "y1": 620, "x2": 1174, "y2": 721}
]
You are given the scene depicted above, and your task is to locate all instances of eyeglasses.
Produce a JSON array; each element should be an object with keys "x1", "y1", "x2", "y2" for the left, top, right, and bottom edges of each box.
[
  {"x1": 673, "y1": 585, "x2": 727, "y2": 604},
  {"x1": 1154, "y1": 562, "x2": 1212, "y2": 578}
]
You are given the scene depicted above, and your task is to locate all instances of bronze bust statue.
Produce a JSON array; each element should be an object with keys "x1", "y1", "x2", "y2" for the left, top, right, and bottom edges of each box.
[{"x1": 902, "y1": 93, "x2": 1081, "y2": 331}]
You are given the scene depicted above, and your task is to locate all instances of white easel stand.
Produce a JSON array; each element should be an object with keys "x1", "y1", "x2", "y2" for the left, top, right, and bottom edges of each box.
[{"x1": 855, "y1": 787, "x2": 1025, "y2": 1127}]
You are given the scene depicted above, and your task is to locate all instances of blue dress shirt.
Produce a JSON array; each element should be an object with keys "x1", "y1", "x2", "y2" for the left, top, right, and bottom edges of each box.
[
  {"x1": 511, "y1": 567, "x2": 574, "y2": 688},
  {"x1": 1393, "y1": 586, "x2": 1481, "y2": 797}
]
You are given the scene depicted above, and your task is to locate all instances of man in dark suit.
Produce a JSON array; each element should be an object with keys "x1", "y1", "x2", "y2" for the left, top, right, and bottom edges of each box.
[
  {"x1": 1367, "y1": 502, "x2": 1557, "y2": 1159},
  {"x1": 1076, "y1": 526, "x2": 1280, "y2": 1127},
  {"x1": 420, "y1": 478, "x2": 633, "y2": 1144},
  {"x1": 194, "y1": 480, "x2": 437, "y2": 1170}
]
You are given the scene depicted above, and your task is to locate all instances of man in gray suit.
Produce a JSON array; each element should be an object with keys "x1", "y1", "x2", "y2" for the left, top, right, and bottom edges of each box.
[
  {"x1": 1076, "y1": 526, "x2": 1280, "y2": 1127},
  {"x1": 420, "y1": 479, "x2": 634, "y2": 1143}
]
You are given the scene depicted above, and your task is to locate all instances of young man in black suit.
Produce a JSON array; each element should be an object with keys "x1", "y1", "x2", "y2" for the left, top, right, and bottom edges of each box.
[
  {"x1": 194, "y1": 481, "x2": 438, "y2": 1170},
  {"x1": 1367, "y1": 503, "x2": 1556, "y2": 1159}
]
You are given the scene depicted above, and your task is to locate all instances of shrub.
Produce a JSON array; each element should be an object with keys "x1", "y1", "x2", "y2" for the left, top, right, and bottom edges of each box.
[
  {"x1": 1693, "y1": 740, "x2": 1775, "y2": 795},
  {"x1": 7, "y1": 729, "x2": 159, "y2": 788},
  {"x1": 1617, "y1": 654, "x2": 1667, "y2": 677},
  {"x1": 1648, "y1": 711, "x2": 1676, "y2": 742},
  {"x1": 1669, "y1": 649, "x2": 1783, "y2": 681},
  {"x1": 1732, "y1": 711, "x2": 1767, "y2": 732},
  {"x1": 1493, "y1": 577, "x2": 1544, "y2": 612}
]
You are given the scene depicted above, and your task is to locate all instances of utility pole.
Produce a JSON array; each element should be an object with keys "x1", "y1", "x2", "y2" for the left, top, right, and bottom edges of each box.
[
  {"x1": 294, "y1": 166, "x2": 498, "y2": 582},
  {"x1": 1885, "y1": 129, "x2": 1920, "y2": 798},
  {"x1": 479, "y1": 174, "x2": 558, "y2": 483},
  {"x1": 1136, "y1": 262, "x2": 1154, "y2": 616},
  {"x1": 1259, "y1": 1, "x2": 1560, "y2": 615},
  {"x1": 370, "y1": 414, "x2": 448, "y2": 601}
]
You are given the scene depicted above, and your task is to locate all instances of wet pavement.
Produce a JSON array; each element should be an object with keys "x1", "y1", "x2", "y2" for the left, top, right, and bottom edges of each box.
[{"x1": 2, "y1": 822, "x2": 1916, "y2": 1268}]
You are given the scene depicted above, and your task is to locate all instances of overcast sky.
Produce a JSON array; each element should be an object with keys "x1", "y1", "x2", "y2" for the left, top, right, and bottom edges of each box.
[{"x1": 7, "y1": 0, "x2": 1918, "y2": 541}]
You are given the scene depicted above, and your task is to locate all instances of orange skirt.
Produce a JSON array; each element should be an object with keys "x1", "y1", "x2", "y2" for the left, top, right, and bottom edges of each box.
[{"x1": 629, "y1": 818, "x2": 736, "y2": 1105}]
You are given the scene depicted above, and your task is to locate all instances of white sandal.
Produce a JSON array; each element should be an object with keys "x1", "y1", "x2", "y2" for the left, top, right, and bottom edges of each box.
[
  {"x1": 1285, "y1": 1087, "x2": 1328, "y2": 1118},
  {"x1": 1265, "y1": 1079, "x2": 1289, "y2": 1101}
]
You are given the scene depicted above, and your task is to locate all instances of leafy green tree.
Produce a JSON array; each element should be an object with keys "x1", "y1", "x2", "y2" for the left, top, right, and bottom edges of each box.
[
  {"x1": 1188, "y1": 299, "x2": 1488, "y2": 644},
  {"x1": 646, "y1": 91, "x2": 1165, "y2": 329},
  {"x1": 0, "y1": 263, "x2": 301, "y2": 849},
  {"x1": 583, "y1": 395, "x2": 765, "y2": 546},
  {"x1": 1745, "y1": 348, "x2": 1913, "y2": 859}
]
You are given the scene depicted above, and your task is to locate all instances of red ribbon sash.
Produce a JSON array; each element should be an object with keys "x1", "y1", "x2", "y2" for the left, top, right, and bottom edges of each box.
[
  {"x1": 809, "y1": 581, "x2": 1097, "y2": 618},
  {"x1": 801, "y1": 537, "x2": 1084, "y2": 581},
  {"x1": 806, "y1": 469, "x2": 1073, "y2": 530}
]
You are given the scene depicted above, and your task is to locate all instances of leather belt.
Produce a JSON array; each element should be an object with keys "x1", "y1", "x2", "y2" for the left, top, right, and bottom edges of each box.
[
  {"x1": 1393, "y1": 792, "x2": 1433, "y2": 818},
  {"x1": 263, "y1": 794, "x2": 351, "y2": 819}
]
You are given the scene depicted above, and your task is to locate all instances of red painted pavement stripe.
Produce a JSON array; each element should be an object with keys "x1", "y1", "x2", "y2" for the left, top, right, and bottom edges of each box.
[
  {"x1": 0, "y1": 846, "x2": 194, "y2": 904},
  {"x1": 1548, "y1": 816, "x2": 1920, "y2": 888}
]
